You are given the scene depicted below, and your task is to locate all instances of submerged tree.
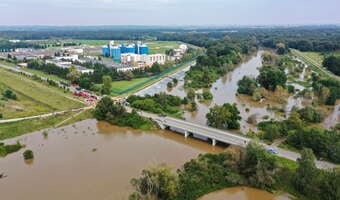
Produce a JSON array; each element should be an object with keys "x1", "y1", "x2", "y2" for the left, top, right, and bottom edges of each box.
[{"x1": 206, "y1": 103, "x2": 241, "y2": 130}]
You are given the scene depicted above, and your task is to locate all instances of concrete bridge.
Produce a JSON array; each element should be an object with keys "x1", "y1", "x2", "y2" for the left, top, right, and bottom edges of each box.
[
  {"x1": 139, "y1": 112, "x2": 335, "y2": 169},
  {"x1": 135, "y1": 109, "x2": 251, "y2": 147}
]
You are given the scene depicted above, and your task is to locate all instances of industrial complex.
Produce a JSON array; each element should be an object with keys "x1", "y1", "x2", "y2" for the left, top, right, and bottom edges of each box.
[{"x1": 102, "y1": 41, "x2": 188, "y2": 70}]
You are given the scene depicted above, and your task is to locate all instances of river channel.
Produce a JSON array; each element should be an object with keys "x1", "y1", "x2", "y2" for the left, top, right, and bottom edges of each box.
[{"x1": 0, "y1": 119, "x2": 223, "y2": 200}]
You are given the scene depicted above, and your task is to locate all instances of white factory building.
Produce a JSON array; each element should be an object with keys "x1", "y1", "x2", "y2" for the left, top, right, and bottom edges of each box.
[{"x1": 120, "y1": 53, "x2": 168, "y2": 67}]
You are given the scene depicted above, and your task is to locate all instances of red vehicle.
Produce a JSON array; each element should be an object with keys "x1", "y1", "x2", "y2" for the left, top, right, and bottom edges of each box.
[{"x1": 73, "y1": 91, "x2": 90, "y2": 98}]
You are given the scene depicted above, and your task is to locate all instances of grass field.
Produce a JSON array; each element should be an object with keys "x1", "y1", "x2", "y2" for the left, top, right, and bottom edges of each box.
[
  {"x1": 0, "y1": 60, "x2": 69, "y2": 83},
  {"x1": 111, "y1": 77, "x2": 149, "y2": 91},
  {"x1": 0, "y1": 68, "x2": 84, "y2": 114},
  {"x1": 291, "y1": 49, "x2": 340, "y2": 80},
  {"x1": 0, "y1": 83, "x2": 52, "y2": 119},
  {"x1": 144, "y1": 41, "x2": 180, "y2": 54},
  {"x1": 0, "y1": 110, "x2": 90, "y2": 140}
]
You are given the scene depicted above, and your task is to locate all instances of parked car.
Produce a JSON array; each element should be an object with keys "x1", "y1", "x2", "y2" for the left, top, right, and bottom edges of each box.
[{"x1": 267, "y1": 148, "x2": 279, "y2": 154}]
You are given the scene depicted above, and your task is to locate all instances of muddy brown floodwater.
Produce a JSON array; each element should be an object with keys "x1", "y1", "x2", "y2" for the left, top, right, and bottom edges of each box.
[
  {"x1": 197, "y1": 186, "x2": 291, "y2": 200},
  {"x1": 0, "y1": 119, "x2": 224, "y2": 200}
]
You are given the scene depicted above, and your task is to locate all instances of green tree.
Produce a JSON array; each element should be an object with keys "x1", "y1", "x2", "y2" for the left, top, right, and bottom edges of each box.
[
  {"x1": 78, "y1": 76, "x2": 93, "y2": 90},
  {"x1": 237, "y1": 76, "x2": 257, "y2": 95},
  {"x1": 323, "y1": 56, "x2": 340, "y2": 76},
  {"x1": 320, "y1": 169, "x2": 340, "y2": 200},
  {"x1": 130, "y1": 165, "x2": 178, "y2": 200},
  {"x1": 241, "y1": 142, "x2": 278, "y2": 190},
  {"x1": 202, "y1": 91, "x2": 213, "y2": 100},
  {"x1": 66, "y1": 66, "x2": 81, "y2": 84},
  {"x1": 150, "y1": 63, "x2": 161, "y2": 74},
  {"x1": 101, "y1": 75, "x2": 112, "y2": 95},
  {"x1": 294, "y1": 148, "x2": 320, "y2": 196},
  {"x1": 206, "y1": 103, "x2": 241, "y2": 130},
  {"x1": 297, "y1": 106, "x2": 323, "y2": 123},
  {"x1": 187, "y1": 89, "x2": 196, "y2": 101},
  {"x1": 2, "y1": 89, "x2": 17, "y2": 100},
  {"x1": 257, "y1": 66, "x2": 287, "y2": 91}
]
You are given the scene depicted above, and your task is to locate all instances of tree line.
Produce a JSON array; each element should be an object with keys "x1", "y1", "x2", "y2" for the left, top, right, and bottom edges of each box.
[{"x1": 129, "y1": 142, "x2": 340, "y2": 200}]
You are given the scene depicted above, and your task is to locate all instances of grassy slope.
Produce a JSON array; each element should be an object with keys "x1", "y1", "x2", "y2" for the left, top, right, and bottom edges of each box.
[
  {"x1": 0, "y1": 83, "x2": 52, "y2": 119},
  {"x1": 0, "y1": 68, "x2": 84, "y2": 111},
  {"x1": 0, "y1": 112, "x2": 75, "y2": 140},
  {"x1": 291, "y1": 49, "x2": 340, "y2": 80},
  {"x1": 0, "y1": 109, "x2": 94, "y2": 140},
  {"x1": 0, "y1": 61, "x2": 69, "y2": 83}
]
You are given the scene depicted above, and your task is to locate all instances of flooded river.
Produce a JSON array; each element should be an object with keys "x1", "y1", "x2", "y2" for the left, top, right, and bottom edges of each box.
[
  {"x1": 138, "y1": 51, "x2": 281, "y2": 132},
  {"x1": 137, "y1": 51, "x2": 339, "y2": 131},
  {"x1": 0, "y1": 119, "x2": 223, "y2": 200},
  {"x1": 197, "y1": 186, "x2": 291, "y2": 200}
]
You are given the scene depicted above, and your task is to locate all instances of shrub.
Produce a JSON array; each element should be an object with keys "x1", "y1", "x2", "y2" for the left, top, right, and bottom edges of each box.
[
  {"x1": 3, "y1": 89, "x2": 17, "y2": 100},
  {"x1": 237, "y1": 76, "x2": 257, "y2": 95},
  {"x1": 287, "y1": 85, "x2": 295, "y2": 93},
  {"x1": 23, "y1": 149, "x2": 34, "y2": 160},
  {"x1": 202, "y1": 91, "x2": 213, "y2": 100},
  {"x1": 298, "y1": 106, "x2": 323, "y2": 123}
]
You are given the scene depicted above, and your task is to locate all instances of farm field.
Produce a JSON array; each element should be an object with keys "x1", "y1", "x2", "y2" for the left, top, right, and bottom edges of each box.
[{"x1": 0, "y1": 68, "x2": 84, "y2": 115}]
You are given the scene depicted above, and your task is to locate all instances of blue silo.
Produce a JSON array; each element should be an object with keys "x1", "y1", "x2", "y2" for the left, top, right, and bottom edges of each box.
[
  {"x1": 139, "y1": 45, "x2": 149, "y2": 55},
  {"x1": 102, "y1": 45, "x2": 110, "y2": 57},
  {"x1": 111, "y1": 47, "x2": 121, "y2": 62},
  {"x1": 125, "y1": 45, "x2": 136, "y2": 53},
  {"x1": 120, "y1": 45, "x2": 126, "y2": 53}
]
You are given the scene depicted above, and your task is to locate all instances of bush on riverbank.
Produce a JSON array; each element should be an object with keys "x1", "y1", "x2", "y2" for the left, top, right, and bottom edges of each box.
[
  {"x1": 94, "y1": 96, "x2": 156, "y2": 130},
  {"x1": 0, "y1": 141, "x2": 24, "y2": 157}
]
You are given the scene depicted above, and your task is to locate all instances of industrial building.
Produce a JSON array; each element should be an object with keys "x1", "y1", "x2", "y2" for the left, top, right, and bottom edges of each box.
[{"x1": 102, "y1": 40, "x2": 149, "y2": 62}]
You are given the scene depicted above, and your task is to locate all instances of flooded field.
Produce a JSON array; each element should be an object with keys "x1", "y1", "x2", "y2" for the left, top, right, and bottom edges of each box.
[
  {"x1": 0, "y1": 119, "x2": 223, "y2": 200},
  {"x1": 137, "y1": 51, "x2": 339, "y2": 132},
  {"x1": 197, "y1": 186, "x2": 291, "y2": 200}
]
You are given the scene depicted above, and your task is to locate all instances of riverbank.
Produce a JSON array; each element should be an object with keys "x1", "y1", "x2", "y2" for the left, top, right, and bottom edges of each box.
[{"x1": 197, "y1": 186, "x2": 292, "y2": 200}]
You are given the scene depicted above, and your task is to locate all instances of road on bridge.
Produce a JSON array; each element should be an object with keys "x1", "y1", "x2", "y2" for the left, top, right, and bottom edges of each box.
[{"x1": 129, "y1": 107, "x2": 336, "y2": 170}]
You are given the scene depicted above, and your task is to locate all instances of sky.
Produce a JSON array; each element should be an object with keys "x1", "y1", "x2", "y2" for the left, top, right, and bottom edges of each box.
[{"x1": 1, "y1": 0, "x2": 340, "y2": 26}]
